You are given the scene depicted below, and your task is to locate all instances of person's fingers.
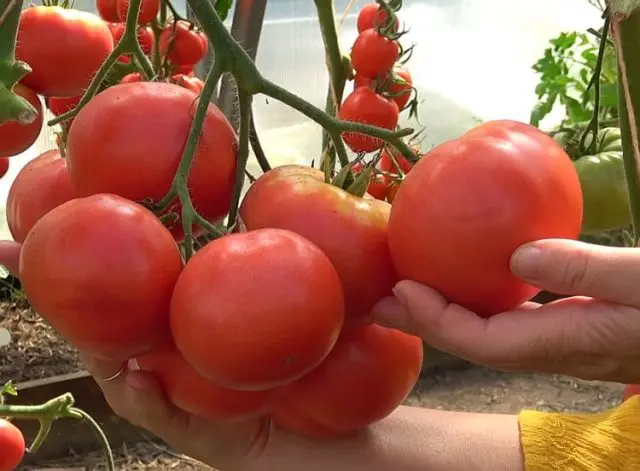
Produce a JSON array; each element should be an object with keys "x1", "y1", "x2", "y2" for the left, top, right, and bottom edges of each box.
[
  {"x1": 511, "y1": 238, "x2": 640, "y2": 307},
  {"x1": 0, "y1": 241, "x2": 21, "y2": 276}
]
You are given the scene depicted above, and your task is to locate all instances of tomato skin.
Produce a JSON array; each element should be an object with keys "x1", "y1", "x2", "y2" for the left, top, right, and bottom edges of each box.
[
  {"x1": 386, "y1": 67, "x2": 413, "y2": 110},
  {"x1": 351, "y1": 29, "x2": 399, "y2": 79},
  {"x1": 379, "y1": 145, "x2": 415, "y2": 177},
  {"x1": 7, "y1": 150, "x2": 75, "y2": 243},
  {"x1": 0, "y1": 419, "x2": 25, "y2": 471},
  {"x1": 357, "y1": 3, "x2": 399, "y2": 33},
  {"x1": 239, "y1": 165, "x2": 398, "y2": 322},
  {"x1": 0, "y1": 158, "x2": 9, "y2": 178},
  {"x1": 16, "y1": 6, "x2": 114, "y2": 97},
  {"x1": 120, "y1": 72, "x2": 143, "y2": 84},
  {"x1": 97, "y1": 0, "x2": 120, "y2": 21},
  {"x1": 339, "y1": 88, "x2": 399, "y2": 153},
  {"x1": 170, "y1": 228, "x2": 345, "y2": 391},
  {"x1": 623, "y1": 384, "x2": 640, "y2": 402},
  {"x1": 572, "y1": 128, "x2": 630, "y2": 234},
  {"x1": 271, "y1": 323, "x2": 423, "y2": 439},
  {"x1": 20, "y1": 194, "x2": 183, "y2": 360},
  {"x1": 367, "y1": 174, "x2": 388, "y2": 200},
  {"x1": 170, "y1": 74, "x2": 205, "y2": 94},
  {"x1": 386, "y1": 181, "x2": 400, "y2": 203},
  {"x1": 136, "y1": 342, "x2": 276, "y2": 421},
  {"x1": 116, "y1": 0, "x2": 159, "y2": 23},
  {"x1": 48, "y1": 94, "x2": 82, "y2": 116},
  {"x1": 66, "y1": 82, "x2": 238, "y2": 241},
  {"x1": 388, "y1": 120, "x2": 583, "y2": 317},
  {"x1": 0, "y1": 84, "x2": 42, "y2": 157},
  {"x1": 110, "y1": 24, "x2": 154, "y2": 62},
  {"x1": 159, "y1": 21, "x2": 208, "y2": 66}
]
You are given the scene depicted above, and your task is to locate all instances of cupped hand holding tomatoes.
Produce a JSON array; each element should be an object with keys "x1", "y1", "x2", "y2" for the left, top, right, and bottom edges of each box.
[
  {"x1": 16, "y1": 6, "x2": 114, "y2": 97},
  {"x1": 19, "y1": 194, "x2": 183, "y2": 360},
  {"x1": 0, "y1": 419, "x2": 25, "y2": 471},
  {"x1": 170, "y1": 228, "x2": 345, "y2": 391},
  {"x1": 271, "y1": 323, "x2": 423, "y2": 440},
  {"x1": 6, "y1": 149, "x2": 76, "y2": 243},
  {"x1": 388, "y1": 120, "x2": 583, "y2": 317},
  {"x1": 240, "y1": 165, "x2": 398, "y2": 322},
  {"x1": 66, "y1": 82, "x2": 238, "y2": 241},
  {"x1": 0, "y1": 84, "x2": 42, "y2": 157}
]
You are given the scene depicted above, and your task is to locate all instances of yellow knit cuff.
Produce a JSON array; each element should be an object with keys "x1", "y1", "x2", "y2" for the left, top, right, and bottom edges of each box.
[{"x1": 518, "y1": 396, "x2": 640, "y2": 471}]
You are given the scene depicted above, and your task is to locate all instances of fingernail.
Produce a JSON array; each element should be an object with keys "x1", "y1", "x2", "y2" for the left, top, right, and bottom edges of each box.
[
  {"x1": 511, "y1": 245, "x2": 543, "y2": 279},
  {"x1": 392, "y1": 284, "x2": 408, "y2": 306},
  {"x1": 126, "y1": 372, "x2": 150, "y2": 392}
]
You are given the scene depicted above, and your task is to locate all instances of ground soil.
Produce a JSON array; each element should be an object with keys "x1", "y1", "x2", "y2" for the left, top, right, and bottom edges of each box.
[{"x1": 0, "y1": 300, "x2": 626, "y2": 470}]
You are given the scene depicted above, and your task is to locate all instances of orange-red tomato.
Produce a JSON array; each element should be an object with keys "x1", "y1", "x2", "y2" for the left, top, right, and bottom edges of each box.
[
  {"x1": 16, "y1": 6, "x2": 114, "y2": 97},
  {"x1": 7, "y1": 150, "x2": 75, "y2": 243},
  {"x1": 20, "y1": 194, "x2": 183, "y2": 360},
  {"x1": 271, "y1": 323, "x2": 423, "y2": 439},
  {"x1": 66, "y1": 82, "x2": 238, "y2": 241},
  {"x1": 109, "y1": 23, "x2": 154, "y2": 62},
  {"x1": 48, "y1": 94, "x2": 82, "y2": 116},
  {"x1": 136, "y1": 342, "x2": 276, "y2": 421},
  {"x1": 367, "y1": 173, "x2": 388, "y2": 200},
  {"x1": 339, "y1": 88, "x2": 399, "y2": 153},
  {"x1": 159, "y1": 20, "x2": 208, "y2": 66},
  {"x1": 96, "y1": 0, "x2": 120, "y2": 22},
  {"x1": 170, "y1": 74, "x2": 205, "y2": 94},
  {"x1": 119, "y1": 72, "x2": 143, "y2": 84},
  {"x1": 623, "y1": 384, "x2": 640, "y2": 402},
  {"x1": 239, "y1": 165, "x2": 398, "y2": 323},
  {"x1": 0, "y1": 419, "x2": 25, "y2": 471},
  {"x1": 0, "y1": 84, "x2": 43, "y2": 157},
  {"x1": 388, "y1": 120, "x2": 583, "y2": 317},
  {"x1": 386, "y1": 181, "x2": 400, "y2": 203},
  {"x1": 116, "y1": 0, "x2": 159, "y2": 23},
  {"x1": 0, "y1": 158, "x2": 9, "y2": 178},
  {"x1": 350, "y1": 29, "x2": 399, "y2": 79},
  {"x1": 379, "y1": 145, "x2": 416, "y2": 181},
  {"x1": 356, "y1": 3, "x2": 399, "y2": 33},
  {"x1": 170, "y1": 228, "x2": 345, "y2": 391},
  {"x1": 355, "y1": 67, "x2": 413, "y2": 111}
]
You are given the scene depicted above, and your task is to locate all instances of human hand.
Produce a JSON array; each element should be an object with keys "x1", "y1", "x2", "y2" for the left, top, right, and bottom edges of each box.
[
  {"x1": 372, "y1": 238, "x2": 640, "y2": 383},
  {"x1": 0, "y1": 240, "x2": 269, "y2": 470}
]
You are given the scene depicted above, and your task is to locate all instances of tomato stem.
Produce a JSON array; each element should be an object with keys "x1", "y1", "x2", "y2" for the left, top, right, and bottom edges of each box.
[
  {"x1": 227, "y1": 89, "x2": 252, "y2": 230},
  {"x1": 611, "y1": 5, "x2": 640, "y2": 245}
]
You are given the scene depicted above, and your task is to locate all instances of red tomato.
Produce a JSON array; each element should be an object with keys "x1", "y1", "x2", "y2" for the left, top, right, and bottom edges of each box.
[
  {"x1": 109, "y1": 24, "x2": 154, "y2": 62},
  {"x1": 66, "y1": 82, "x2": 238, "y2": 241},
  {"x1": 7, "y1": 150, "x2": 75, "y2": 243},
  {"x1": 239, "y1": 165, "x2": 398, "y2": 323},
  {"x1": 20, "y1": 194, "x2": 183, "y2": 360},
  {"x1": 386, "y1": 67, "x2": 413, "y2": 110},
  {"x1": 48, "y1": 94, "x2": 82, "y2": 116},
  {"x1": 351, "y1": 29, "x2": 399, "y2": 79},
  {"x1": 170, "y1": 228, "x2": 345, "y2": 391},
  {"x1": 379, "y1": 144, "x2": 415, "y2": 178},
  {"x1": 120, "y1": 72, "x2": 143, "y2": 84},
  {"x1": 367, "y1": 174, "x2": 388, "y2": 200},
  {"x1": 339, "y1": 88, "x2": 399, "y2": 153},
  {"x1": 16, "y1": 6, "x2": 114, "y2": 97},
  {"x1": 173, "y1": 63, "x2": 196, "y2": 76},
  {"x1": 623, "y1": 384, "x2": 640, "y2": 402},
  {"x1": 271, "y1": 323, "x2": 423, "y2": 439},
  {"x1": 386, "y1": 181, "x2": 400, "y2": 203},
  {"x1": 357, "y1": 3, "x2": 399, "y2": 33},
  {"x1": 0, "y1": 158, "x2": 9, "y2": 178},
  {"x1": 388, "y1": 120, "x2": 583, "y2": 317},
  {"x1": 354, "y1": 73, "x2": 371, "y2": 89},
  {"x1": 136, "y1": 342, "x2": 276, "y2": 421},
  {"x1": 97, "y1": 0, "x2": 120, "y2": 21},
  {"x1": 0, "y1": 84, "x2": 42, "y2": 157},
  {"x1": 170, "y1": 74, "x2": 205, "y2": 94},
  {"x1": 116, "y1": 0, "x2": 159, "y2": 23},
  {"x1": 159, "y1": 20, "x2": 208, "y2": 66},
  {"x1": 0, "y1": 419, "x2": 25, "y2": 471}
]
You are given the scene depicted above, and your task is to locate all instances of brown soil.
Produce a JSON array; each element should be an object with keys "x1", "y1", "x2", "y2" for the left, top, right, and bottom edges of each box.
[{"x1": 0, "y1": 301, "x2": 626, "y2": 470}]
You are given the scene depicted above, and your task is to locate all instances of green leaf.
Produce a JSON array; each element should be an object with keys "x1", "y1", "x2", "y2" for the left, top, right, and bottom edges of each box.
[
  {"x1": 1, "y1": 381, "x2": 17, "y2": 397},
  {"x1": 214, "y1": 0, "x2": 233, "y2": 21},
  {"x1": 600, "y1": 83, "x2": 619, "y2": 108},
  {"x1": 530, "y1": 92, "x2": 557, "y2": 126}
]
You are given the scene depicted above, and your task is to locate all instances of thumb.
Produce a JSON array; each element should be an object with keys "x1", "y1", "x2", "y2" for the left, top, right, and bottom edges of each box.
[{"x1": 510, "y1": 238, "x2": 640, "y2": 306}]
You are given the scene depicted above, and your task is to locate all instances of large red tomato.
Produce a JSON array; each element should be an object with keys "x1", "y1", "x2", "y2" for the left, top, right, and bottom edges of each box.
[
  {"x1": 6, "y1": 150, "x2": 75, "y2": 243},
  {"x1": 0, "y1": 419, "x2": 24, "y2": 471},
  {"x1": 136, "y1": 342, "x2": 276, "y2": 421},
  {"x1": 239, "y1": 165, "x2": 398, "y2": 322},
  {"x1": 623, "y1": 384, "x2": 640, "y2": 402},
  {"x1": 271, "y1": 323, "x2": 423, "y2": 440},
  {"x1": 20, "y1": 194, "x2": 183, "y2": 360},
  {"x1": 170, "y1": 228, "x2": 344, "y2": 391},
  {"x1": 0, "y1": 84, "x2": 43, "y2": 157},
  {"x1": 66, "y1": 82, "x2": 238, "y2": 240},
  {"x1": 388, "y1": 120, "x2": 583, "y2": 317},
  {"x1": 159, "y1": 21, "x2": 208, "y2": 66},
  {"x1": 16, "y1": 6, "x2": 114, "y2": 97},
  {"x1": 339, "y1": 88, "x2": 399, "y2": 153}
]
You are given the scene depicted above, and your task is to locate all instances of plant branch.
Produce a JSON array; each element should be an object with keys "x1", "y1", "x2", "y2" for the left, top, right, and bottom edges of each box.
[
  {"x1": 249, "y1": 111, "x2": 271, "y2": 172},
  {"x1": 227, "y1": 89, "x2": 252, "y2": 230}
]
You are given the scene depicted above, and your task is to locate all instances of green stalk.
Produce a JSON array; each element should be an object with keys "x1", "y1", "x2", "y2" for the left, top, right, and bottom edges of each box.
[{"x1": 0, "y1": 0, "x2": 39, "y2": 125}]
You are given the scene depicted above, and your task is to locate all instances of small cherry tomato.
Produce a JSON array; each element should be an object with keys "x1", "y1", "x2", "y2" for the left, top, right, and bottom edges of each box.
[
  {"x1": 357, "y1": 3, "x2": 399, "y2": 33},
  {"x1": 116, "y1": 0, "x2": 159, "y2": 24},
  {"x1": 0, "y1": 83, "x2": 43, "y2": 157},
  {"x1": 97, "y1": 0, "x2": 120, "y2": 22},
  {"x1": 159, "y1": 20, "x2": 208, "y2": 66},
  {"x1": 351, "y1": 29, "x2": 399, "y2": 79},
  {"x1": 367, "y1": 174, "x2": 388, "y2": 200},
  {"x1": 0, "y1": 419, "x2": 25, "y2": 471},
  {"x1": 48, "y1": 94, "x2": 82, "y2": 116}
]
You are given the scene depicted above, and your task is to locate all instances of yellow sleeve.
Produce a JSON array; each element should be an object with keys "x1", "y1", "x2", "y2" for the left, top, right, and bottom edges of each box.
[{"x1": 519, "y1": 395, "x2": 640, "y2": 470}]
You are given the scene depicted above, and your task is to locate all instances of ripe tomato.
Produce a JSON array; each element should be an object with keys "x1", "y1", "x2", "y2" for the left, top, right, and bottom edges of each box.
[
  {"x1": 159, "y1": 21, "x2": 208, "y2": 66},
  {"x1": 116, "y1": 0, "x2": 159, "y2": 23},
  {"x1": 379, "y1": 144, "x2": 415, "y2": 177},
  {"x1": 367, "y1": 173, "x2": 388, "y2": 200},
  {"x1": 572, "y1": 128, "x2": 630, "y2": 234},
  {"x1": 136, "y1": 342, "x2": 276, "y2": 421},
  {"x1": 0, "y1": 419, "x2": 25, "y2": 471},
  {"x1": 170, "y1": 74, "x2": 205, "y2": 94},
  {"x1": 339, "y1": 88, "x2": 399, "y2": 153},
  {"x1": 6, "y1": 150, "x2": 75, "y2": 243},
  {"x1": 0, "y1": 84, "x2": 42, "y2": 157},
  {"x1": 271, "y1": 323, "x2": 423, "y2": 440},
  {"x1": 388, "y1": 120, "x2": 583, "y2": 317},
  {"x1": 97, "y1": 0, "x2": 120, "y2": 22},
  {"x1": 20, "y1": 194, "x2": 183, "y2": 360},
  {"x1": 357, "y1": 3, "x2": 399, "y2": 33},
  {"x1": 170, "y1": 228, "x2": 345, "y2": 391},
  {"x1": 354, "y1": 67, "x2": 412, "y2": 110},
  {"x1": 110, "y1": 23, "x2": 154, "y2": 62},
  {"x1": 173, "y1": 63, "x2": 196, "y2": 76},
  {"x1": 66, "y1": 82, "x2": 238, "y2": 241},
  {"x1": 16, "y1": 6, "x2": 114, "y2": 97},
  {"x1": 351, "y1": 29, "x2": 399, "y2": 79},
  {"x1": 386, "y1": 181, "x2": 400, "y2": 203},
  {"x1": 239, "y1": 165, "x2": 398, "y2": 322},
  {"x1": 623, "y1": 384, "x2": 640, "y2": 402},
  {"x1": 48, "y1": 94, "x2": 82, "y2": 116},
  {"x1": 0, "y1": 158, "x2": 9, "y2": 178},
  {"x1": 120, "y1": 72, "x2": 143, "y2": 84}
]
